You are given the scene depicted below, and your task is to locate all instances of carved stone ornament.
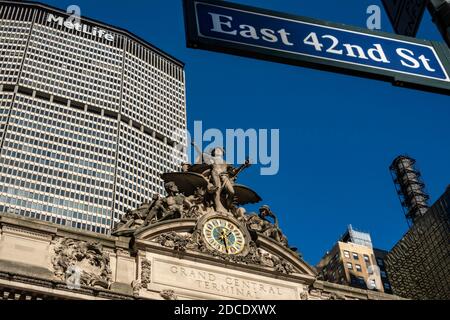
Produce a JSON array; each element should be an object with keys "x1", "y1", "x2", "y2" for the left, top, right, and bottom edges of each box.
[
  {"x1": 308, "y1": 288, "x2": 323, "y2": 298},
  {"x1": 112, "y1": 150, "x2": 286, "y2": 246},
  {"x1": 299, "y1": 291, "x2": 309, "y2": 300},
  {"x1": 329, "y1": 292, "x2": 347, "y2": 300},
  {"x1": 51, "y1": 238, "x2": 112, "y2": 289},
  {"x1": 160, "y1": 289, "x2": 177, "y2": 300},
  {"x1": 131, "y1": 281, "x2": 142, "y2": 297},
  {"x1": 141, "y1": 259, "x2": 152, "y2": 286},
  {"x1": 153, "y1": 231, "x2": 197, "y2": 252},
  {"x1": 152, "y1": 229, "x2": 296, "y2": 274},
  {"x1": 307, "y1": 288, "x2": 347, "y2": 300},
  {"x1": 132, "y1": 259, "x2": 152, "y2": 296},
  {"x1": 112, "y1": 150, "x2": 301, "y2": 275}
]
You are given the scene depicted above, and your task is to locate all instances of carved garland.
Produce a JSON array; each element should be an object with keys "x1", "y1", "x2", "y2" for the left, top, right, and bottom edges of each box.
[
  {"x1": 132, "y1": 259, "x2": 152, "y2": 296},
  {"x1": 141, "y1": 260, "x2": 152, "y2": 286}
]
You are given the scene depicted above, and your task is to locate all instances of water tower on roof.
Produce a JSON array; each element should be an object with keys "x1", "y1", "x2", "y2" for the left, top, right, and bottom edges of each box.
[{"x1": 390, "y1": 156, "x2": 430, "y2": 226}]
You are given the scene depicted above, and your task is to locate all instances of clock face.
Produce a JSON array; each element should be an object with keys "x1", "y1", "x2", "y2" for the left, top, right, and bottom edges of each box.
[{"x1": 202, "y1": 218, "x2": 246, "y2": 255}]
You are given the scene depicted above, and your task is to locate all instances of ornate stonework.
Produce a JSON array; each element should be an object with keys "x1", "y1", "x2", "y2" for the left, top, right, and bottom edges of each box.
[
  {"x1": 132, "y1": 259, "x2": 151, "y2": 296},
  {"x1": 153, "y1": 231, "x2": 195, "y2": 252},
  {"x1": 111, "y1": 148, "x2": 294, "y2": 251},
  {"x1": 160, "y1": 289, "x2": 178, "y2": 300},
  {"x1": 112, "y1": 149, "x2": 302, "y2": 279},
  {"x1": 141, "y1": 259, "x2": 152, "y2": 287},
  {"x1": 150, "y1": 229, "x2": 296, "y2": 274},
  {"x1": 299, "y1": 291, "x2": 309, "y2": 300},
  {"x1": 51, "y1": 238, "x2": 112, "y2": 289}
]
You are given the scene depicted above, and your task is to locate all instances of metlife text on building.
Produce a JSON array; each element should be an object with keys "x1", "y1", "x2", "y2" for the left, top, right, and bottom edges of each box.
[
  {"x1": 46, "y1": 13, "x2": 115, "y2": 42},
  {"x1": 0, "y1": 0, "x2": 187, "y2": 234}
]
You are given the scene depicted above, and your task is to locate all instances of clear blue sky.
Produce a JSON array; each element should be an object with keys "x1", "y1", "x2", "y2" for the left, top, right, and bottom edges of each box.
[{"x1": 38, "y1": 0, "x2": 450, "y2": 265}]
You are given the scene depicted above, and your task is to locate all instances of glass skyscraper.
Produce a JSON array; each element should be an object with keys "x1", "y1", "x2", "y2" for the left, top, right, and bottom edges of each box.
[{"x1": 0, "y1": 1, "x2": 187, "y2": 234}]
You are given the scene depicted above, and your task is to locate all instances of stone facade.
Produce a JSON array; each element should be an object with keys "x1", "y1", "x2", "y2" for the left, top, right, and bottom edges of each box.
[{"x1": 0, "y1": 213, "x2": 402, "y2": 300}]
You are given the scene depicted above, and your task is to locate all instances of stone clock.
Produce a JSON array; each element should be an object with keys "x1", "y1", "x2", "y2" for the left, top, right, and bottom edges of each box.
[{"x1": 198, "y1": 214, "x2": 250, "y2": 256}]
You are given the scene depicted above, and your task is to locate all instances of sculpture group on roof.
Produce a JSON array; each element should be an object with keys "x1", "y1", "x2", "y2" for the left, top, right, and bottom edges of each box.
[{"x1": 113, "y1": 142, "x2": 297, "y2": 253}]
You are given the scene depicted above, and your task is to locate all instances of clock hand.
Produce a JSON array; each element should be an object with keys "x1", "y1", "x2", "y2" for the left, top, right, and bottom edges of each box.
[
  {"x1": 220, "y1": 230, "x2": 230, "y2": 253},
  {"x1": 223, "y1": 237, "x2": 229, "y2": 253}
]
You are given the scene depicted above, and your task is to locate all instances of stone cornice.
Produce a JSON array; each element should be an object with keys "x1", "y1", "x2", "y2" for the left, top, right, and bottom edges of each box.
[{"x1": 0, "y1": 270, "x2": 135, "y2": 300}]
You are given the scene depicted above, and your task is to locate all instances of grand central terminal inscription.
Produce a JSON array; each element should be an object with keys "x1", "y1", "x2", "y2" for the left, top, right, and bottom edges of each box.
[{"x1": 149, "y1": 256, "x2": 301, "y2": 300}]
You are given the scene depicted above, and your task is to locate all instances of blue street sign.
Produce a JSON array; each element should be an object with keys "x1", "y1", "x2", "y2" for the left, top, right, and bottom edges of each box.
[{"x1": 183, "y1": 0, "x2": 450, "y2": 95}]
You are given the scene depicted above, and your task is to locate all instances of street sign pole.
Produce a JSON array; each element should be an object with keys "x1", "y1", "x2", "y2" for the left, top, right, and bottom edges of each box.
[{"x1": 428, "y1": 0, "x2": 450, "y2": 48}]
